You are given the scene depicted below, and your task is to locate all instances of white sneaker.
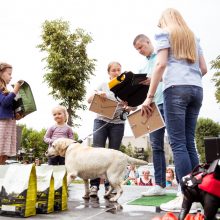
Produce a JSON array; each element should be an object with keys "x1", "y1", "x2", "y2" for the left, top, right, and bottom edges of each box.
[
  {"x1": 160, "y1": 195, "x2": 202, "y2": 213},
  {"x1": 160, "y1": 195, "x2": 183, "y2": 212},
  {"x1": 141, "y1": 185, "x2": 166, "y2": 196}
]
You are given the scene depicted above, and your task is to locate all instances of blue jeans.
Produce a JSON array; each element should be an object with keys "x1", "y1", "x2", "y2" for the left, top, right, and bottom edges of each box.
[
  {"x1": 149, "y1": 104, "x2": 166, "y2": 188},
  {"x1": 163, "y1": 85, "x2": 203, "y2": 184},
  {"x1": 90, "y1": 119, "x2": 125, "y2": 189}
]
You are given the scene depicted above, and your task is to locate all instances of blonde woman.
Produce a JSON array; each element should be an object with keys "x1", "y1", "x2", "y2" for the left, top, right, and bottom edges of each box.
[
  {"x1": 44, "y1": 105, "x2": 74, "y2": 165},
  {"x1": 0, "y1": 62, "x2": 22, "y2": 164},
  {"x1": 166, "y1": 168, "x2": 177, "y2": 187},
  {"x1": 141, "y1": 8, "x2": 207, "y2": 212}
]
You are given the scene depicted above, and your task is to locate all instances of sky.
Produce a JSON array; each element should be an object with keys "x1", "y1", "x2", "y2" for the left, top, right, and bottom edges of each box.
[{"x1": 0, "y1": 0, "x2": 220, "y2": 139}]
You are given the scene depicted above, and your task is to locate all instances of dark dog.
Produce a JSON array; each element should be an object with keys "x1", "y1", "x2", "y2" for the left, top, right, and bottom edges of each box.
[{"x1": 179, "y1": 159, "x2": 220, "y2": 220}]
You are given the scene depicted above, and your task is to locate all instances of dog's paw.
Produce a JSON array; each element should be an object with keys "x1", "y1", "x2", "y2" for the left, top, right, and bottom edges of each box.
[{"x1": 109, "y1": 197, "x2": 118, "y2": 202}]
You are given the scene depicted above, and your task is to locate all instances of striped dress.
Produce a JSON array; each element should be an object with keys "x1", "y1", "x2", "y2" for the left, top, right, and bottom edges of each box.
[{"x1": 0, "y1": 119, "x2": 17, "y2": 156}]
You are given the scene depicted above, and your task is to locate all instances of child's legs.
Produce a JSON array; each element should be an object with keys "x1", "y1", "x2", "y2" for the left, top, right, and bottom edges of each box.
[
  {"x1": 0, "y1": 155, "x2": 8, "y2": 165},
  {"x1": 58, "y1": 156, "x2": 65, "y2": 165},
  {"x1": 48, "y1": 156, "x2": 60, "y2": 165}
]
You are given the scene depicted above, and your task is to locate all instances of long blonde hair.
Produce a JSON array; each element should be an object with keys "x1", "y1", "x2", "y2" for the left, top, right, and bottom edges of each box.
[
  {"x1": 158, "y1": 8, "x2": 196, "y2": 63},
  {"x1": 0, "y1": 62, "x2": 12, "y2": 94}
]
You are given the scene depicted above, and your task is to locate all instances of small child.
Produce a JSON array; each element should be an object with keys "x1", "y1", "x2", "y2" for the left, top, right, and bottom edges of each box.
[
  {"x1": 44, "y1": 105, "x2": 74, "y2": 165},
  {"x1": 0, "y1": 62, "x2": 22, "y2": 165}
]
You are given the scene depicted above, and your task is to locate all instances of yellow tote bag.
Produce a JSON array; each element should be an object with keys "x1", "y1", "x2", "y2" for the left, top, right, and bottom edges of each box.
[
  {"x1": 36, "y1": 165, "x2": 54, "y2": 214},
  {"x1": 0, "y1": 164, "x2": 37, "y2": 217}
]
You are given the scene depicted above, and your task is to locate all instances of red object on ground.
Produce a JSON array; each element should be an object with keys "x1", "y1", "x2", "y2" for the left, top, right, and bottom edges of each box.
[
  {"x1": 184, "y1": 213, "x2": 204, "y2": 220},
  {"x1": 161, "y1": 212, "x2": 178, "y2": 220}
]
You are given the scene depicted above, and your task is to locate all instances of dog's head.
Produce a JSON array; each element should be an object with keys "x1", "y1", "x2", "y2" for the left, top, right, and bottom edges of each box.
[{"x1": 45, "y1": 138, "x2": 75, "y2": 158}]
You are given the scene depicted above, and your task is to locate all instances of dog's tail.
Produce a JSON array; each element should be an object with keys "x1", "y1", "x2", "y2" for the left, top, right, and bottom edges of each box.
[{"x1": 126, "y1": 156, "x2": 148, "y2": 165}]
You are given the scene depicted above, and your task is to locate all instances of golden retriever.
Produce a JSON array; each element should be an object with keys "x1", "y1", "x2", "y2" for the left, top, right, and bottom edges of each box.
[{"x1": 46, "y1": 138, "x2": 148, "y2": 202}]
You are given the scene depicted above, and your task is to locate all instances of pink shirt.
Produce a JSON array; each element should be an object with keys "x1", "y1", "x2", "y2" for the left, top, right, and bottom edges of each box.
[{"x1": 44, "y1": 124, "x2": 74, "y2": 146}]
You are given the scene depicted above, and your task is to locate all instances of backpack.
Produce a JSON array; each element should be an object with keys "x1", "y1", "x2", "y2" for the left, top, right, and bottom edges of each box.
[{"x1": 108, "y1": 71, "x2": 149, "y2": 107}]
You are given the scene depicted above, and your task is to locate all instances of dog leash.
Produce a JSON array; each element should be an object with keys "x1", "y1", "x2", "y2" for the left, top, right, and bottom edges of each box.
[{"x1": 77, "y1": 110, "x2": 129, "y2": 143}]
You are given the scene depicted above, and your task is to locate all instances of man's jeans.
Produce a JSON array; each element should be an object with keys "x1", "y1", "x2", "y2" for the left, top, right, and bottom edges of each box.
[
  {"x1": 90, "y1": 119, "x2": 125, "y2": 190},
  {"x1": 164, "y1": 85, "x2": 203, "y2": 183},
  {"x1": 149, "y1": 104, "x2": 166, "y2": 188}
]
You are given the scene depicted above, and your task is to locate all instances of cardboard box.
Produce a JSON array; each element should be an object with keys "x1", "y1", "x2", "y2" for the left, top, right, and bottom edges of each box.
[
  {"x1": 128, "y1": 103, "x2": 165, "y2": 138},
  {"x1": 89, "y1": 94, "x2": 118, "y2": 119}
]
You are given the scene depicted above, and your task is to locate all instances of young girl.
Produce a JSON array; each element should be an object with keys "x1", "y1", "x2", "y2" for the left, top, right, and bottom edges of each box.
[
  {"x1": 44, "y1": 105, "x2": 74, "y2": 165},
  {"x1": 0, "y1": 62, "x2": 22, "y2": 165}
]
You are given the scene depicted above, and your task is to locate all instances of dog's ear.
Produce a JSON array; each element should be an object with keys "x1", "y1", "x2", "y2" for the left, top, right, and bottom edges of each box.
[{"x1": 57, "y1": 138, "x2": 74, "y2": 157}]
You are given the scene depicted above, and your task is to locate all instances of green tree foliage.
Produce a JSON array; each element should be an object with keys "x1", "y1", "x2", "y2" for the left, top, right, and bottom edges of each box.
[
  {"x1": 119, "y1": 142, "x2": 149, "y2": 160},
  {"x1": 210, "y1": 55, "x2": 220, "y2": 104},
  {"x1": 20, "y1": 125, "x2": 48, "y2": 162},
  {"x1": 37, "y1": 19, "x2": 96, "y2": 126},
  {"x1": 195, "y1": 118, "x2": 220, "y2": 162},
  {"x1": 119, "y1": 143, "x2": 135, "y2": 157}
]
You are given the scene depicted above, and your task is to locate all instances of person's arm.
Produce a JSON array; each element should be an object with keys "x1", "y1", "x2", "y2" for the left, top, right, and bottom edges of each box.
[
  {"x1": 197, "y1": 38, "x2": 207, "y2": 76},
  {"x1": 199, "y1": 55, "x2": 207, "y2": 76},
  {"x1": 13, "y1": 82, "x2": 22, "y2": 95},
  {"x1": 87, "y1": 91, "x2": 96, "y2": 104},
  {"x1": 67, "y1": 127, "x2": 74, "y2": 139},
  {"x1": 141, "y1": 49, "x2": 168, "y2": 116},
  {"x1": 87, "y1": 83, "x2": 107, "y2": 104},
  {"x1": 43, "y1": 127, "x2": 54, "y2": 145},
  {"x1": 0, "y1": 92, "x2": 16, "y2": 107}
]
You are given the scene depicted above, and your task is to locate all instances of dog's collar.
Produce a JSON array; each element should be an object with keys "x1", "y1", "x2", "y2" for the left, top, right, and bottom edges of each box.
[{"x1": 66, "y1": 140, "x2": 81, "y2": 149}]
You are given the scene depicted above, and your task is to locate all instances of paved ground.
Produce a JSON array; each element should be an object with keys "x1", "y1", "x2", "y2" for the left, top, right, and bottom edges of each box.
[{"x1": 0, "y1": 184, "x2": 180, "y2": 220}]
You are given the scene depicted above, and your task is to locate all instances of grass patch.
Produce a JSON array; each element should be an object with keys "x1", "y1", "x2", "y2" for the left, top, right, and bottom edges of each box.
[
  {"x1": 128, "y1": 193, "x2": 176, "y2": 206},
  {"x1": 72, "y1": 179, "x2": 84, "y2": 184}
]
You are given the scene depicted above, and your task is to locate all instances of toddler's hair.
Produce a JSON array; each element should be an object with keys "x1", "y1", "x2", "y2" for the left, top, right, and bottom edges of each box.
[
  {"x1": 52, "y1": 105, "x2": 69, "y2": 122},
  {"x1": 0, "y1": 62, "x2": 12, "y2": 94}
]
